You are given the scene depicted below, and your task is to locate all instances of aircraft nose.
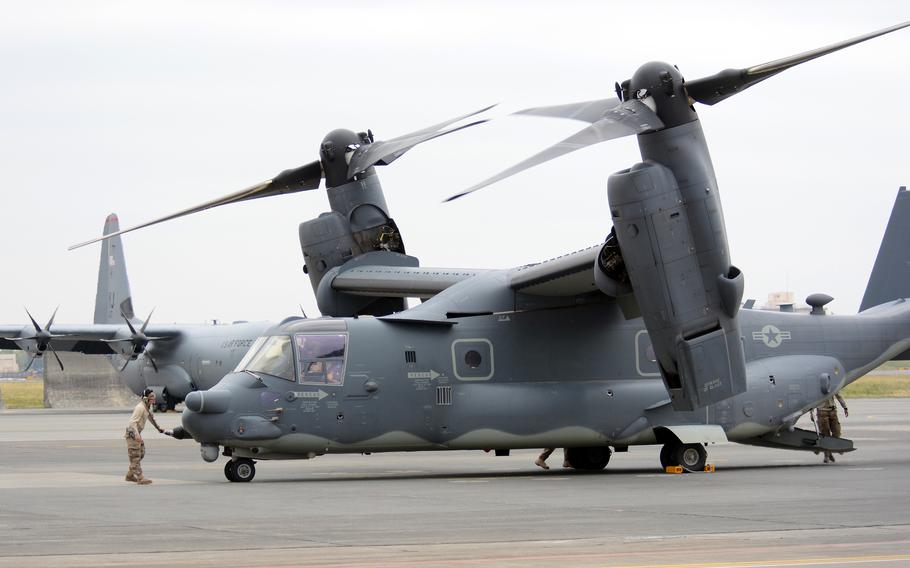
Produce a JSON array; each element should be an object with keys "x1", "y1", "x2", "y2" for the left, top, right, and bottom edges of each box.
[{"x1": 184, "y1": 389, "x2": 231, "y2": 414}]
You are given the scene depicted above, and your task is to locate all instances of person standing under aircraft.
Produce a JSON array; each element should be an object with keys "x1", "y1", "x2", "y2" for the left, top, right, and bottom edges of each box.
[
  {"x1": 535, "y1": 448, "x2": 569, "y2": 470},
  {"x1": 125, "y1": 389, "x2": 172, "y2": 484},
  {"x1": 814, "y1": 393, "x2": 849, "y2": 463}
]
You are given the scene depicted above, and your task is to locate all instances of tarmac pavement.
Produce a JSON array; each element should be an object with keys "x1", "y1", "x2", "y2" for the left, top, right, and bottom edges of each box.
[{"x1": 1, "y1": 399, "x2": 909, "y2": 567}]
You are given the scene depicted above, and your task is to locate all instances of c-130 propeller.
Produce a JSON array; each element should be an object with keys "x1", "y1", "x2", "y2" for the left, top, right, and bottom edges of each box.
[{"x1": 446, "y1": 20, "x2": 910, "y2": 411}]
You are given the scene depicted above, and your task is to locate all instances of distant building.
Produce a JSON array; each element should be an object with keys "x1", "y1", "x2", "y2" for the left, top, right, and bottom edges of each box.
[
  {"x1": 0, "y1": 352, "x2": 18, "y2": 373},
  {"x1": 759, "y1": 291, "x2": 811, "y2": 314}
]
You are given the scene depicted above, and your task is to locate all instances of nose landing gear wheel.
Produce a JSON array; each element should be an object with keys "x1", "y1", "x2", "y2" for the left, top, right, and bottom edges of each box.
[
  {"x1": 229, "y1": 458, "x2": 256, "y2": 482},
  {"x1": 224, "y1": 460, "x2": 237, "y2": 482}
]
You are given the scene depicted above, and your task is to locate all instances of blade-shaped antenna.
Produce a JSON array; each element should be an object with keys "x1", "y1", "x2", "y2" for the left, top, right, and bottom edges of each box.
[
  {"x1": 69, "y1": 160, "x2": 323, "y2": 250},
  {"x1": 347, "y1": 104, "x2": 496, "y2": 178},
  {"x1": 514, "y1": 97, "x2": 621, "y2": 124},
  {"x1": 446, "y1": 99, "x2": 662, "y2": 202},
  {"x1": 686, "y1": 20, "x2": 910, "y2": 105}
]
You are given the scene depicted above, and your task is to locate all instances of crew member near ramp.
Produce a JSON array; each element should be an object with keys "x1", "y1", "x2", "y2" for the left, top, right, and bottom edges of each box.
[
  {"x1": 125, "y1": 389, "x2": 173, "y2": 484},
  {"x1": 814, "y1": 393, "x2": 849, "y2": 464}
]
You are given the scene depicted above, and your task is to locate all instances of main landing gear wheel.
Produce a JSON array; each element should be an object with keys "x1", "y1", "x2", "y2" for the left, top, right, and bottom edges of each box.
[
  {"x1": 564, "y1": 446, "x2": 612, "y2": 471},
  {"x1": 224, "y1": 458, "x2": 256, "y2": 482},
  {"x1": 659, "y1": 444, "x2": 676, "y2": 469},
  {"x1": 660, "y1": 443, "x2": 707, "y2": 472}
]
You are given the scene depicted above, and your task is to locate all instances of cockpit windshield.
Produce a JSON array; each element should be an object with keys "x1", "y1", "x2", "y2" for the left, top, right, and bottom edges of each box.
[
  {"x1": 234, "y1": 335, "x2": 296, "y2": 382},
  {"x1": 296, "y1": 333, "x2": 347, "y2": 385}
]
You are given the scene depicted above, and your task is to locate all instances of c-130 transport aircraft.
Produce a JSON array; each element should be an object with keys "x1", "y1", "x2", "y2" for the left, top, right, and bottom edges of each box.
[
  {"x1": 0, "y1": 214, "x2": 273, "y2": 410},
  {"x1": 74, "y1": 21, "x2": 910, "y2": 481}
]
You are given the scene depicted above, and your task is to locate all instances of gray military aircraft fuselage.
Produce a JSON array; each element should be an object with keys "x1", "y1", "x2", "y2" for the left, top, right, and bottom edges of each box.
[
  {"x1": 181, "y1": 267, "x2": 910, "y2": 479},
  {"x1": 113, "y1": 321, "x2": 272, "y2": 402},
  {"x1": 76, "y1": 22, "x2": 910, "y2": 481},
  {"x1": 0, "y1": 213, "x2": 275, "y2": 409}
]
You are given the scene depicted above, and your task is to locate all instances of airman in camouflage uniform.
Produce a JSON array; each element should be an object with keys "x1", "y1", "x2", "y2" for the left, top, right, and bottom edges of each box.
[
  {"x1": 535, "y1": 448, "x2": 569, "y2": 470},
  {"x1": 814, "y1": 393, "x2": 848, "y2": 463},
  {"x1": 125, "y1": 389, "x2": 172, "y2": 484}
]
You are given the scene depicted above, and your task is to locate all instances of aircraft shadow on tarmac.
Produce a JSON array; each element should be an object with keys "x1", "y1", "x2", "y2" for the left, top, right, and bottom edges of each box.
[{"x1": 238, "y1": 460, "x2": 880, "y2": 484}]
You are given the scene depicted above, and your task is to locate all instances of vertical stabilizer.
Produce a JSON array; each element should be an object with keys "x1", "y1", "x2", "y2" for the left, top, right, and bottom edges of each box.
[
  {"x1": 860, "y1": 187, "x2": 910, "y2": 311},
  {"x1": 93, "y1": 214, "x2": 136, "y2": 324}
]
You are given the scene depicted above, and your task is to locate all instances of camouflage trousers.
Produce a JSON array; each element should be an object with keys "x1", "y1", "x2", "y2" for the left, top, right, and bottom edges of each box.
[
  {"x1": 817, "y1": 409, "x2": 842, "y2": 438},
  {"x1": 125, "y1": 433, "x2": 145, "y2": 480},
  {"x1": 817, "y1": 409, "x2": 841, "y2": 461}
]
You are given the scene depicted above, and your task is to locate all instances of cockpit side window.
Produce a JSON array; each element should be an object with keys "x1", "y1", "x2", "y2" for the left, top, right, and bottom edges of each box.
[
  {"x1": 295, "y1": 333, "x2": 347, "y2": 385},
  {"x1": 237, "y1": 335, "x2": 295, "y2": 382},
  {"x1": 233, "y1": 336, "x2": 267, "y2": 373}
]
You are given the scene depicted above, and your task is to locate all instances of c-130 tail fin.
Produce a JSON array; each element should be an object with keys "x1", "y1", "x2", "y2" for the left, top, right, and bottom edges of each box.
[
  {"x1": 860, "y1": 186, "x2": 910, "y2": 312},
  {"x1": 93, "y1": 214, "x2": 136, "y2": 324}
]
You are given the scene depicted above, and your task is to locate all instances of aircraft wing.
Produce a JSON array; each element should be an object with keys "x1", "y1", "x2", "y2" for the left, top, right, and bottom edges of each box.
[
  {"x1": 330, "y1": 266, "x2": 489, "y2": 298},
  {"x1": 508, "y1": 245, "x2": 602, "y2": 297},
  {"x1": 0, "y1": 324, "x2": 184, "y2": 355},
  {"x1": 331, "y1": 245, "x2": 611, "y2": 300}
]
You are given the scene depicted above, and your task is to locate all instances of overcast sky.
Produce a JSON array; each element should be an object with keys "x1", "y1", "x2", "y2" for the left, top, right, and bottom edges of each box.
[{"x1": 1, "y1": 1, "x2": 908, "y2": 326}]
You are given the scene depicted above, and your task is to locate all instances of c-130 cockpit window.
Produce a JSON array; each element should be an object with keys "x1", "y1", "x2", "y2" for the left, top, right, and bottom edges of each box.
[
  {"x1": 296, "y1": 333, "x2": 347, "y2": 385},
  {"x1": 234, "y1": 336, "x2": 296, "y2": 382}
]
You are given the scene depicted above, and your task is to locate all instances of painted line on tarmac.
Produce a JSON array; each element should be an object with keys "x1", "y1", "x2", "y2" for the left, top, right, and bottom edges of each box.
[{"x1": 605, "y1": 554, "x2": 910, "y2": 568}]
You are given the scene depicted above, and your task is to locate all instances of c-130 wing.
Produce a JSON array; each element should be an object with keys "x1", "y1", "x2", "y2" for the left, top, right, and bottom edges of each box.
[{"x1": 0, "y1": 324, "x2": 184, "y2": 355}]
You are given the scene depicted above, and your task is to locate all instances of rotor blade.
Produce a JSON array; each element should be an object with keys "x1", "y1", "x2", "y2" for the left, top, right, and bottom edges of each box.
[
  {"x1": 513, "y1": 97, "x2": 621, "y2": 124},
  {"x1": 45, "y1": 306, "x2": 60, "y2": 331},
  {"x1": 122, "y1": 312, "x2": 138, "y2": 335},
  {"x1": 49, "y1": 346, "x2": 64, "y2": 371},
  {"x1": 24, "y1": 308, "x2": 41, "y2": 333},
  {"x1": 121, "y1": 358, "x2": 131, "y2": 372},
  {"x1": 686, "y1": 20, "x2": 910, "y2": 105},
  {"x1": 346, "y1": 104, "x2": 496, "y2": 178},
  {"x1": 68, "y1": 160, "x2": 322, "y2": 250},
  {"x1": 24, "y1": 354, "x2": 36, "y2": 372},
  {"x1": 445, "y1": 99, "x2": 662, "y2": 202},
  {"x1": 147, "y1": 353, "x2": 159, "y2": 373},
  {"x1": 140, "y1": 308, "x2": 155, "y2": 334}
]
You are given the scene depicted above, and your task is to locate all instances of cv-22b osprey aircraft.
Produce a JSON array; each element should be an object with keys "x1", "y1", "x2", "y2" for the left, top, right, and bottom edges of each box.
[{"x1": 74, "y1": 21, "x2": 910, "y2": 482}]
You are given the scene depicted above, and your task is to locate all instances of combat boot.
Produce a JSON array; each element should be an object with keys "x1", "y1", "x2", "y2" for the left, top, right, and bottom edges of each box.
[
  {"x1": 136, "y1": 477, "x2": 153, "y2": 485},
  {"x1": 125, "y1": 472, "x2": 137, "y2": 482}
]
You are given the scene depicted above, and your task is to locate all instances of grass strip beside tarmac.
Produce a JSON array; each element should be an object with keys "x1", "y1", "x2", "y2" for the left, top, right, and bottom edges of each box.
[
  {"x1": 842, "y1": 375, "x2": 910, "y2": 398},
  {"x1": 0, "y1": 380, "x2": 45, "y2": 408}
]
